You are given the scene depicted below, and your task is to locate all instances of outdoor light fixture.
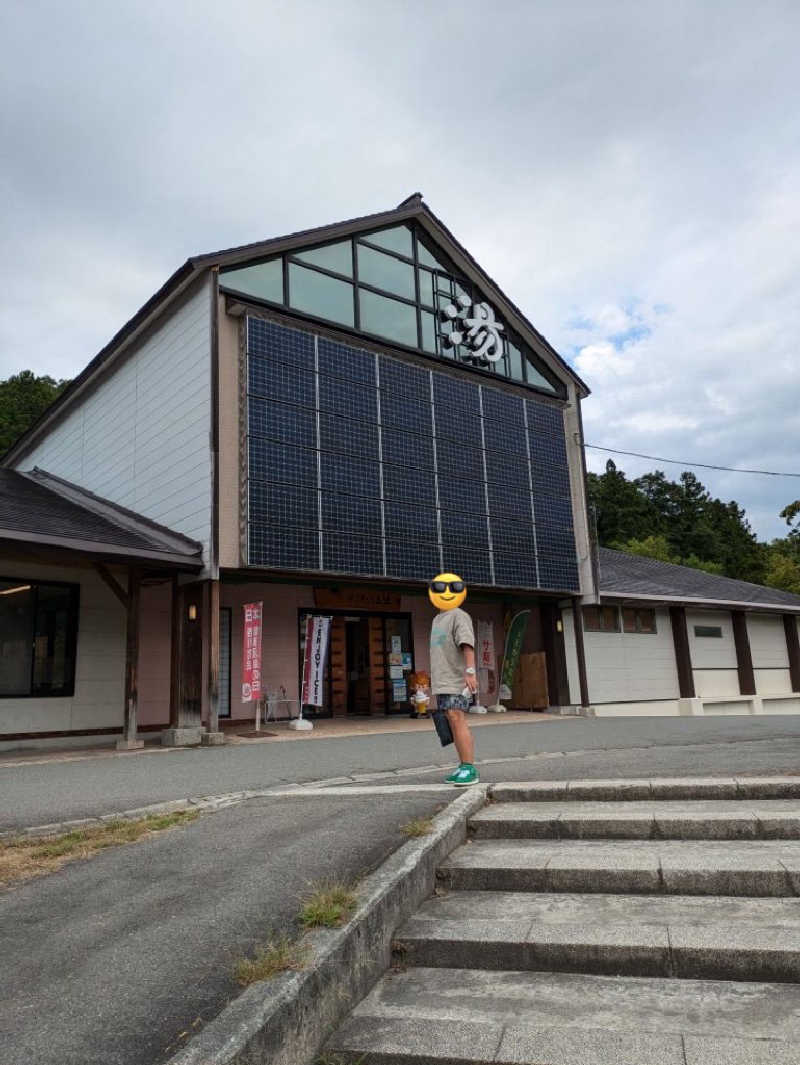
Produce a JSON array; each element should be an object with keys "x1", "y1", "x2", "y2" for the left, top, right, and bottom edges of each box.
[
  {"x1": 556, "y1": 619, "x2": 563, "y2": 632},
  {"x1": 0, "y1": 584, "x2": 31, "y2": 596},
  {"x1": 188, "y1": 604, "x2": 198, "y2": 621}
]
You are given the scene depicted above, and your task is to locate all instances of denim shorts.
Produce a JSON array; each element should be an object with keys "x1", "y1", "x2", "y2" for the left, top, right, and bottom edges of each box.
[{"x1": 436, "y1": 694, "x2": 471, "y2": 712}]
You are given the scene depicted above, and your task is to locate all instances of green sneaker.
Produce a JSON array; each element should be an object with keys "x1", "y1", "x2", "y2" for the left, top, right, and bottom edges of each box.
[
  {"x1": 444, "y1": 766, "x2": 463, "y2": 783},
  {"x1": 452, "y1": 764, "x2": 479, "y2": 787}
]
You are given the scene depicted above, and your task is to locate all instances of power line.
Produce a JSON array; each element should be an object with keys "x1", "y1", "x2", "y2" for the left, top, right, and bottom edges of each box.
[{"x1": 584, "y1": 444, "x2": 800, "y2": 479}]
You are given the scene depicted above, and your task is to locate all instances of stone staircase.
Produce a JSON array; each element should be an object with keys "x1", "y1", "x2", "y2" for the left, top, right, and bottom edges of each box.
[{"x1": 325, "y1": 778, "x2": 800, "y2": 1064}]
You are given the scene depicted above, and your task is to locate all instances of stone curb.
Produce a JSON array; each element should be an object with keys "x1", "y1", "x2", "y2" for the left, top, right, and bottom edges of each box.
[
  {"x1": 0, "y1": 783, "x2": 453, "y2": 841},
  {"x1": 163, "y1": 785, "x2": 488, "y2": 1065}
]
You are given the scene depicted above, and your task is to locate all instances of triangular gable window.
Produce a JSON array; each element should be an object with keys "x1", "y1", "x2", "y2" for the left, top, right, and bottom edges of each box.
[{"x1": 219, "y1": 223, "x2": 564, "y2": 396}]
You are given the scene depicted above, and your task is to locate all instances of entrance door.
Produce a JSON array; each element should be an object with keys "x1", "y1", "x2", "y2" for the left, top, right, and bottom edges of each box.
[
  {"x1": 384, "y1": 615, "x2": 413, "y2": 714},
  {"x1": 345, "y1": 617, "x2": 371, "y2": 715}
]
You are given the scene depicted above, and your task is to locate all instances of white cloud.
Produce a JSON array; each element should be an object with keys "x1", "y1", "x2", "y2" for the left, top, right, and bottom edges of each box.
[{"x1": 0, "y1": 0, "x2": 798, "y2": 537}]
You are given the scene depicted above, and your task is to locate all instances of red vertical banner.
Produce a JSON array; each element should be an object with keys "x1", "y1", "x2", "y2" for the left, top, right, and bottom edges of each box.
[{"x1": 241, "y1": 601, "x2": 263, "y2": 703}]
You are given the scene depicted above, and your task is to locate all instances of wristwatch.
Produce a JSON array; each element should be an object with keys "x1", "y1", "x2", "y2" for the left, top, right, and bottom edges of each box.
[{"x1": 465, "y1": 667, "x2": 476, "y2": 675}]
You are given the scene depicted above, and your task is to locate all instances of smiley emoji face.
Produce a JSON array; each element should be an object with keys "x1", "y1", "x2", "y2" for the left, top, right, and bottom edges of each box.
[{"x1": 428, "y1": 572, "x2": 467, "y2": 611}]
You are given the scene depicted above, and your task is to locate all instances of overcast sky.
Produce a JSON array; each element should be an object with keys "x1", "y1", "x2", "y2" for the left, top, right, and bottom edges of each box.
[{"x1": 1, "y1": 1, "x2": 798, "y2": 538}]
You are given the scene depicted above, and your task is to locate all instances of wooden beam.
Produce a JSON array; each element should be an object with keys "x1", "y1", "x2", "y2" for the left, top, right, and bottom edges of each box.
[
  {"x1": 541, "y1": 603, "x2": 570, "y2": 707},
  {"x1": 785, "y1": 615, "x2": 800, "y2": 693},
  {"x1": 206, "y1": 579, "x2": 221, "y2": 735},
  {"x1": 571, "y1": 598, "x2": 590, "y2": 708},
  {"x1": 94, "y1": 562, "x2": 128, "y2": 609},
  {"x1": 669, "y1": 606, "x2": 695, "y2": 698},
  {"x1": 731, "y1": 610, "x2": 756, "y2": 695},
  {"x1": 169, "y1": 574, "x2": 181, "y2": 728}
]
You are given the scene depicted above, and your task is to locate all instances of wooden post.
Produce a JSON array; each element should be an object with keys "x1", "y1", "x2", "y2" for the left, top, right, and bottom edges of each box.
[
  {"x1": 169, "y1": 574, "x2": 181, "y2": 728},
  {"x1": 784, "y1": 614, "x2": 800, "y2": 693},
  {"x1": 732, "y1": 611, "x2": 756, "y2": 695},
  {"x1": 670, "y1": 606, "x2": 695, "y2": 698},
  {"x1": 203, "y1": 579, "x2": 223, "y2": 744},
  {"x1": 541, "y1": 603, "x2": 570, "y2": 708},
  {"x1": 571, "y1": 598, "x2": 590, "y2": 708},
  {"x1": 118, "y1": 567, "x2": 144, "y2": 750}
]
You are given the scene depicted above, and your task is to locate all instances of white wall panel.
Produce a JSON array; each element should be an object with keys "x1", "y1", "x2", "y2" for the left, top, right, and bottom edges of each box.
[
  {"x1": 687, "y1": 610, "x2": 736, "y2": 669},
  {"x1": 15, "y1": 278, "x2": 212, "y2": 561},
  {"x1": 582, "y1": 608, "x2": 679, "y2": 704},
  {"x1": 748, "y1": 614, "x2": 789, "y2": 669}
]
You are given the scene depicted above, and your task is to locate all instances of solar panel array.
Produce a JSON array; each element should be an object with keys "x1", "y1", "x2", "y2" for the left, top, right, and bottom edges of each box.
[{"x1": 246, "y1": 317, "x2": 579, "y2": 590}]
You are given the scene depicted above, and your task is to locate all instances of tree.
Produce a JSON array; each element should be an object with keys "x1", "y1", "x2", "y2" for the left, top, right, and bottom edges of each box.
[
  {"x1": 586, "y1": 460, "x2": 662, "y2": 546},
  {"x1": 0, "y1": 371, "x2": 70, "y2": 456}
]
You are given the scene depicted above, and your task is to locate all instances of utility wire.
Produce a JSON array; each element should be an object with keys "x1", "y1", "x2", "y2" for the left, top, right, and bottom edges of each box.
[{"x1": 584, "y1": 444, "x2": 800, "y2": 479}]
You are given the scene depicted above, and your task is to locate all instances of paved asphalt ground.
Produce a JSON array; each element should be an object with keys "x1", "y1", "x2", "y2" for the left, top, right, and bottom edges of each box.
[
  {"x1": 4, "y1": 716, "x2": 800, "y2": 831},
  {"x1": 0, "y1": 790, "x2": 451, "y2": 1065},
  {"x1": 4, "y1": 716, "x2": 800, "y2": 1065}
]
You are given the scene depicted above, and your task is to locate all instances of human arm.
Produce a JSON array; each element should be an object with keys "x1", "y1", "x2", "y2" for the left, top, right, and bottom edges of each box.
[{"x1": 462, "y1": 643, "x2": 477, "y2": 693}]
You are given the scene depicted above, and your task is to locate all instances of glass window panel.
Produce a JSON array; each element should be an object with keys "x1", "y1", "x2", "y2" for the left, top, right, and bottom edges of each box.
[
  {"x1": 357, "y1": 244, "x2": 415, "y2": 300},
  {"x1": 417, "y1": 240, "x2": 448, "y2": 272},
  {"x1": 418, "y1": 268, "x2": 434, "y2": 307},
  {"x1": 0, "y1": 581, "x2": 34, "y2": 695},
  {"x1": 508, "y1": 342, "x2": 525, "y2": 381},
  {"x1": 361, "y1": 225, "x2": 413, "y2": 258},
  {"x1": 289, "y1": 263, "x2": 354, "y2": 327},
  {"x1": 219, "y1": 259, "x2": 283, "y2": 304},
  {"x1": 32, "y1": 584, "x2": 75, "y2": 694},
  {"x1": 437, "y1": 276, "x2": 454, "y2": 298},
  {"x1": 525, "y1": 354, "x2": 557, "y2": 393},
  {"x1": 359, "y1": 288, "x2": 418, "y2": 347},
  {"x1": 294, "y1": 240, "x2": 353, "y2": 277},
  {"x1": 421, "y1": 310, "x2": 437, "y2": 353}
]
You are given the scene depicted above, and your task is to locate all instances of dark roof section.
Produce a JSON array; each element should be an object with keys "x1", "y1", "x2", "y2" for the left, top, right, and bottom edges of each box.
[
  {"x1": 599, "y1": 547, "x2": 800, "y2": 612},
  {"x1": 3, "y1": 193, "x2": 586, "y2": 465},
  {"x1": 0, "y1": 468, "x2": 203, "y2": 568}
]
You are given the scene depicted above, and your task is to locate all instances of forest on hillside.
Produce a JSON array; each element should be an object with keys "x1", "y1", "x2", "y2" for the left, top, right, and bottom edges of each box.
[
  {"x1": 1, "y1": 371, "x2": 798, "y2": 594},
  {"x1": 588, "y1": 460, "x2": 800, "y2": 594}
]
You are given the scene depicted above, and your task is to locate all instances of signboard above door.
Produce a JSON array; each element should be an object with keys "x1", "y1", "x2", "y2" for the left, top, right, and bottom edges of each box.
[{"x1": 313, "y1": 587, "x2": 402, "y2": 611}]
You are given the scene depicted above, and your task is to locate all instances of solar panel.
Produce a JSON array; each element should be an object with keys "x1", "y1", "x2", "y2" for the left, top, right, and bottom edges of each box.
[
  {"x1": 319, "y1": 412, "x2": 379, "y2": 459},
  {"x1": 248, "y1": 439, "x2": 318, "y2": 488},
  {"x1": 245, "y1": 318, "x2": 579, "y2": 590},
  {"x1": 247, "y1": 317, "x2": 314, "y2": 369}
]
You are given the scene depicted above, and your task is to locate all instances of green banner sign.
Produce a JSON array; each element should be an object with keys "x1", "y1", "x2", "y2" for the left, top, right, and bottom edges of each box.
[{"x1": 499, "y1": 610, "x2": 531, "y2": 700}]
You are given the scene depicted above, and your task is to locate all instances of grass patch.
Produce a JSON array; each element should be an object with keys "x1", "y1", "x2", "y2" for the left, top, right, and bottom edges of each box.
[
  {"x1": 234, "y1": 935, "x2": 308, "y2": 986},
  {"x1": 0, "y1": 810, "x2": 199, "y2": 887},
  {"x1": 300, "y1": 881, "x2": 357, "y2": 929},
  {"x1": 401, "y1": 816, "x2": 433, "y2": 838}
]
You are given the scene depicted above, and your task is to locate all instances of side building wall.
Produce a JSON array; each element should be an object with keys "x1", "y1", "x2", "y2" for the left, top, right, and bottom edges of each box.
[
  {"x1": 0, "y1": 558, "x2": 127, "y2": 745},
  {"x1": 10, "y1": 277, "x2": 213, "y2": 564},
  {"x1": 562, "y1": 603, "x2": 800, "y2": 717}
]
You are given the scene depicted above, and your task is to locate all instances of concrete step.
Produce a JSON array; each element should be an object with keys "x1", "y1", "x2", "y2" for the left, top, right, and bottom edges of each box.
[
  {"x1": 327, "y1": 966, "x2": 800, "y2": 1064},
  {"x1": 438, "y1": 838, "x2": 800, "y2": 895},
  {"x1": 394, "y1": 890, "x2": 800, "y2": 981},
  {"x1": 471, "y1": 799, "x2": 800, "y2": 841},
  {"x1": 491, "y1": 776, "x2": 800, "y2": 803}
]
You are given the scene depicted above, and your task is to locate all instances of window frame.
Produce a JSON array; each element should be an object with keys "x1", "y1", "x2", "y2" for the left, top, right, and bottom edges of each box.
[
  {"x1": 694, "y1": 625, "x2": 723, "y2": 638},
  {"x1": 582, "y1": 605, "x2": 620, "y2": 633},
  {"x1": 622, "y1": 607, "x2": 657, "y2": 635},
  {"x1": 0, "y1": 576, "x2": 80, "y2": 698},
  {"x1": 219, "y1": 223, "x2": 566, "y2": 398}
]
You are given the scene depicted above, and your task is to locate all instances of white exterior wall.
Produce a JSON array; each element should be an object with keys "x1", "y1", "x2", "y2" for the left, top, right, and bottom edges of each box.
[
  {"x1": 581, "y1": 608, "x2": 679, "y2": 704},
  {"x1": 0, "y1": 558, "x2": 126, "y2": 740},
  {"x1": 14, "y1": 278, "x2": 213, "y2": 562},
  {"x1": 748, "y1": 614, "x2": 792, "y2": 695},
  {"x1": 687, "y1": 609, "x2": 738, "y2": 697}
]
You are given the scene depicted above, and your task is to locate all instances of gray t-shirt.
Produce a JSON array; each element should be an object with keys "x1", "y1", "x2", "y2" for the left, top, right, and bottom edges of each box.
[{"x1": 430, "y1": 607, "x2": 475, "y2": 695}]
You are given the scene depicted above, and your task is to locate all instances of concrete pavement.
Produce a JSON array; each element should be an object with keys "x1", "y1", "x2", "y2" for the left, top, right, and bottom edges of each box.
[
  {"x1": 0, "y1": 789, "x2": 449, "y2": 1065},
  {"x1": 5, "y1": 716, "x2": 800, "y2": 831}
]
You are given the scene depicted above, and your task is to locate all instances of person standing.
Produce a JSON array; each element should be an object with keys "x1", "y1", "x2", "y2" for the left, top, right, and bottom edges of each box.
[{"x1": 428, "y1": 572, "x2": 479, "y2": 786}]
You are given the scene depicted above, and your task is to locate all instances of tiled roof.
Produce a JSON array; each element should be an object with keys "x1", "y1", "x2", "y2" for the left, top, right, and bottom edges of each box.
[
  {"x1": 599, "y1": 547, "x2": 800, "y2": 610},
  {"x1": 0, "y1": 468, "x2": 203, "y2": 567}
]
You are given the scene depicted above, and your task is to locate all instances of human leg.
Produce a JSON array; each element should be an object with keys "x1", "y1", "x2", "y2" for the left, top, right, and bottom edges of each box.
[{"x1": 446, "y1": 707, "x2": 474, "y2": 765}]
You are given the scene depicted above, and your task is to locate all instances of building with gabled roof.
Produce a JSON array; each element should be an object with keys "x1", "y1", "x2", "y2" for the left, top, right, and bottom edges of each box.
[{"x1": 1, "y1": 193, "x2": 799, "y2": 748}]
